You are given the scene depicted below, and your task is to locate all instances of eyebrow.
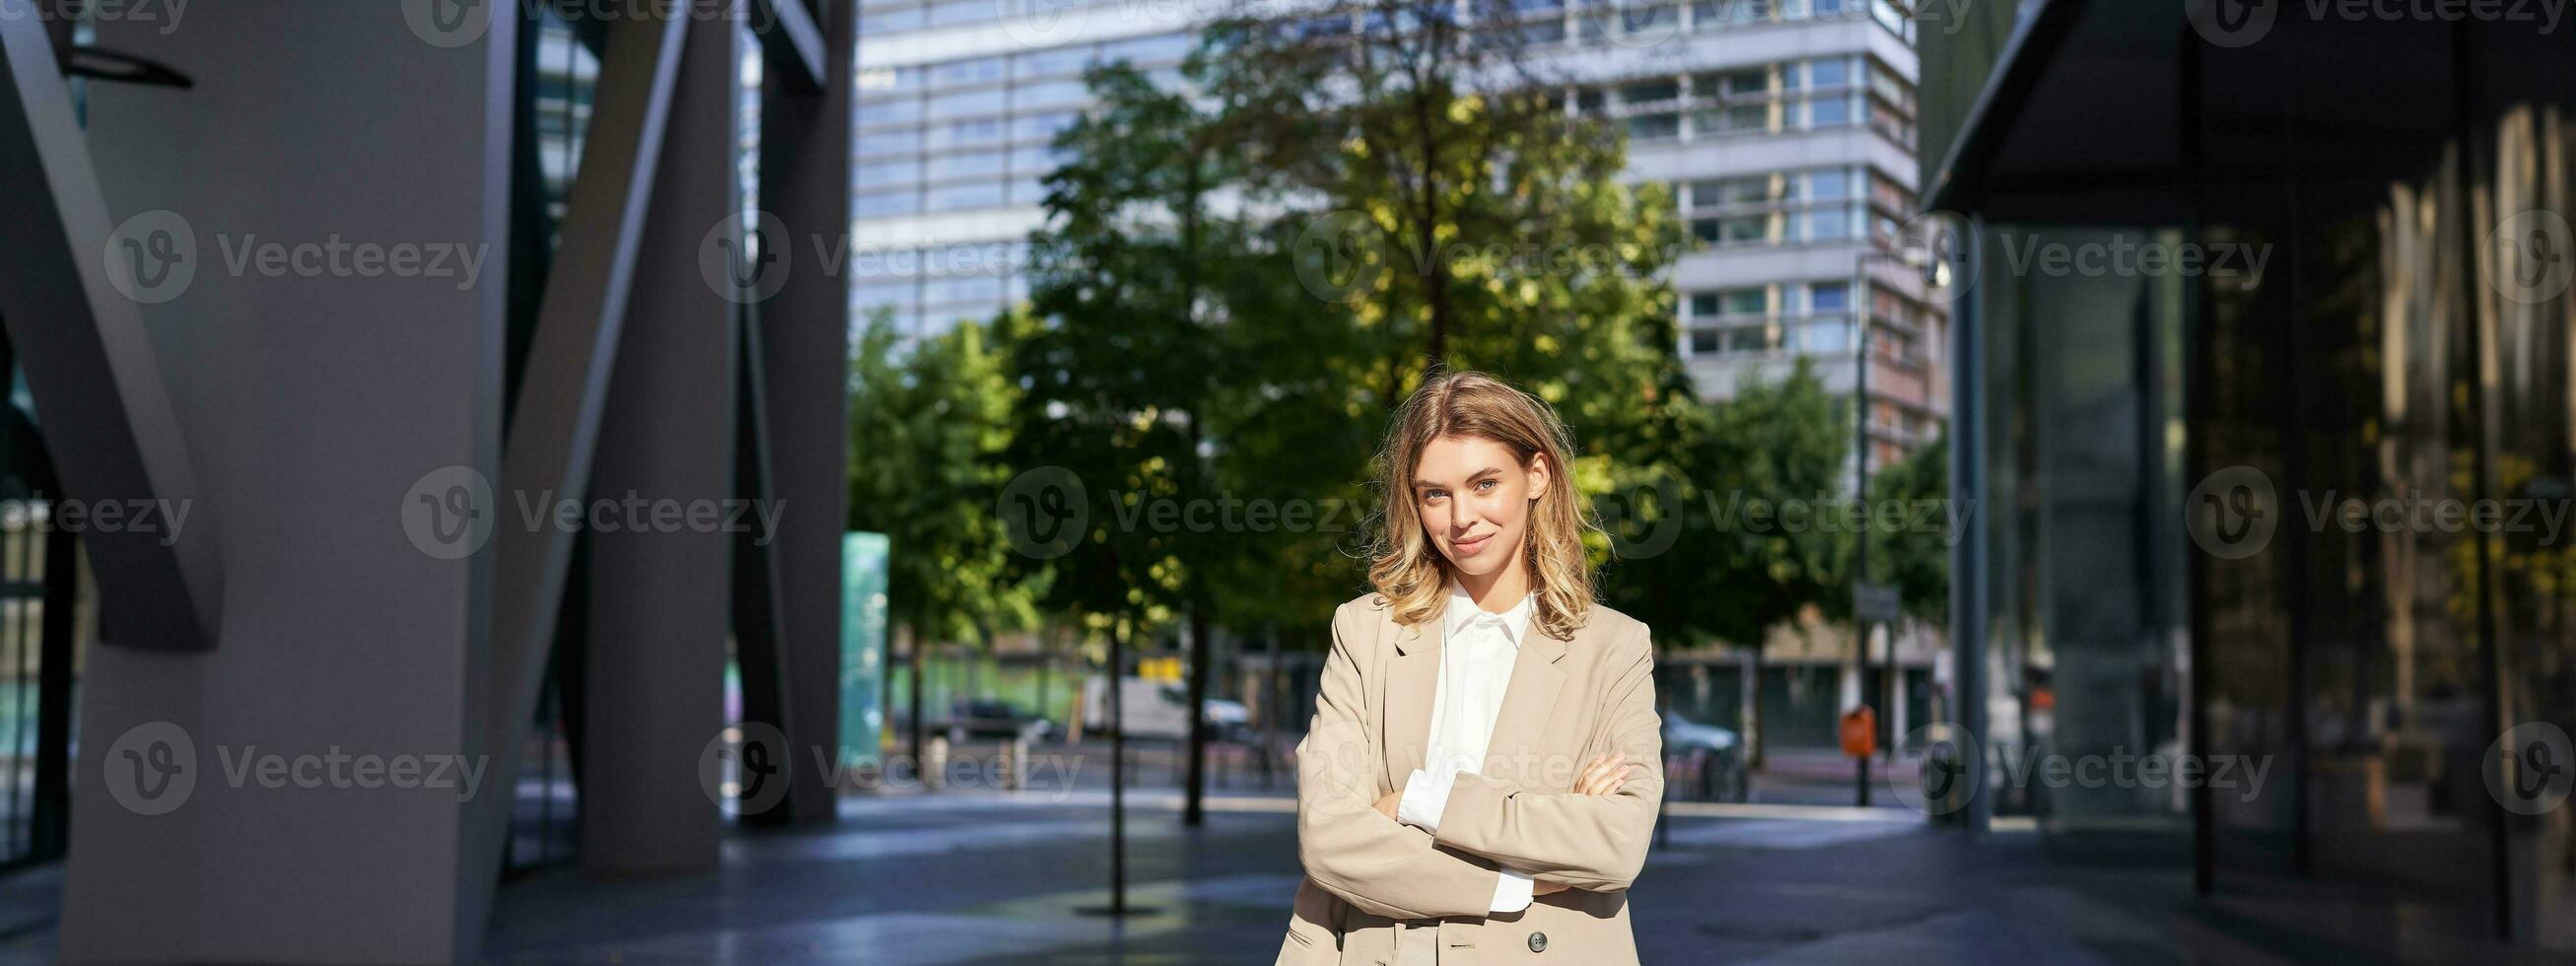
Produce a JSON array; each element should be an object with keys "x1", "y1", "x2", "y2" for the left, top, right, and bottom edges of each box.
[{"x1": 1415, "y1": 466, "x2": 1505, "y2": 492}]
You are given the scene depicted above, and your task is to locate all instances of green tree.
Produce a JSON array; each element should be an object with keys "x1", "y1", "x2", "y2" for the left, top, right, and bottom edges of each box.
[
  {"x1": 848, "y1": 312, "x2": 1036, "y2": 765},
  {"x1": 1868, "y1": 432, "x2": 1950, "y2": 624}
]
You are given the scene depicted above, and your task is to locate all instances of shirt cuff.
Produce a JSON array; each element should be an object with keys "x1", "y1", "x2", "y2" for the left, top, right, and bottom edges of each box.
[
  {"x1": 1396, "y1": 767, "x2": 1458, "y2": 832},
  {"x1": 1489, "y1": 868, "x2": 1536, "y2": 913}
]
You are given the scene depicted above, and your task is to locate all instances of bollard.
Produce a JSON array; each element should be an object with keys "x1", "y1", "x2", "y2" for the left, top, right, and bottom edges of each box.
[
  {"x1": 927, "y1": 734, "x2": 949, "y2": 791},
  {"x1": 1005, "y1": 735, "x2": 1028, "y2": 791}
]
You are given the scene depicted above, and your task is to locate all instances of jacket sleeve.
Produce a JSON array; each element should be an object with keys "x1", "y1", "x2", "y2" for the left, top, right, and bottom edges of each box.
[
  {"x1": 1429, "y1": 622, "x2": 1663, "y2": 893},
  {"x1": 1294, "y1": 602, "x2": 1509, "y2": 921}
]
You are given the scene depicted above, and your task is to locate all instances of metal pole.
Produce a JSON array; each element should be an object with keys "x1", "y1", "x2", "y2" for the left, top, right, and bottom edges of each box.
[{"x1": 1853, "y1": 251, "x2": 1873, "y2": 807}]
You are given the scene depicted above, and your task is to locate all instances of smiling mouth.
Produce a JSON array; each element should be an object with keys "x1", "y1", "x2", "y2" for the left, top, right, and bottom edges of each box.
[{"x1": 1453, "y1": 534, "x2": 1493, "y2": 555}]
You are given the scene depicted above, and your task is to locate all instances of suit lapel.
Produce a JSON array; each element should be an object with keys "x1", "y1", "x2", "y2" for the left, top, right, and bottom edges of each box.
[
  {"x1": 1482, "y1": 622, "x2": 1568, "y2": 789},
  {"x1": 1384, "y1": 615, "x2": 1437, "y2": 794}
]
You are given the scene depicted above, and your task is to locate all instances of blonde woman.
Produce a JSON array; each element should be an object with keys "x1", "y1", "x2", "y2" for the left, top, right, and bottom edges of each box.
[{"x1": 1280, "y1": 371, "x2": 1664, "y2": 966}]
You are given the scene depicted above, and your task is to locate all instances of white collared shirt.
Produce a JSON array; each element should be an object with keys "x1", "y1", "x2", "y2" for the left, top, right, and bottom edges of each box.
[{"x1": 1395, "y1": 582, "x2": 1537, "y2": 913}]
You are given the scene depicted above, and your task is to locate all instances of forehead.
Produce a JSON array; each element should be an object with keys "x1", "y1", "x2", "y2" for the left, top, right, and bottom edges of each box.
[{"x1": 1412, "y1": 435, "x2": 1520, "y2": 483}]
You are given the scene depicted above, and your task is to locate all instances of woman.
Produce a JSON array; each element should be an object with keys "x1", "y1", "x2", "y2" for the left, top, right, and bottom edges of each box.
[{"x1": 1280, "y1": 371, "x2": 1664, "y2": 965}]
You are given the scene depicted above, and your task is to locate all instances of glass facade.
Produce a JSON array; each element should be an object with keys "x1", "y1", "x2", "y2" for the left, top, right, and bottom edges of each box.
[{"x1": 1938, "y1": 7, "x2": 2576, "y2": 951}]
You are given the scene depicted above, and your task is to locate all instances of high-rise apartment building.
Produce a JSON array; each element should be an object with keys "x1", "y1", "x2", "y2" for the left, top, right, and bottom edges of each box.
[{"x1": 850, "y1": 0, "x2": 1941, "y2": 464}]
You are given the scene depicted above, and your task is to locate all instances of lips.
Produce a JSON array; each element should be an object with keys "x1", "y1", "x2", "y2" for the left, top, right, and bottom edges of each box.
[{"x1": 1452, "y1": 533, "x2": 1493, "y2": 556}]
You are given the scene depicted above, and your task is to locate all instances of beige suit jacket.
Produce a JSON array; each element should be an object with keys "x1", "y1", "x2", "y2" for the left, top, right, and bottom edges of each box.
[{"x1": 1278, "y1": 591, "x2": 1663, "y2": 965}]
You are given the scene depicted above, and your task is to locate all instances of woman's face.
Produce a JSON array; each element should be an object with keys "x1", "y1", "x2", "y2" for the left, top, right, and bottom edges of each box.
[{"x1": 1411, "y1": 434, "x2": 1551, "y2": 581}]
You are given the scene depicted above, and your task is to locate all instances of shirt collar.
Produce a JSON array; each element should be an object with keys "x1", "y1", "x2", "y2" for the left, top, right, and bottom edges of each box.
[{"x1": 1443, "y1": 581, "x2": 1535, "y2": 649}]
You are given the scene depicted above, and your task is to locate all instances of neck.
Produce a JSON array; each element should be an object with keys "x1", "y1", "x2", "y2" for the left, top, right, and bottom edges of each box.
[{"x1": 1454, "y1": 547, "x2": 1532, "y2": 613}]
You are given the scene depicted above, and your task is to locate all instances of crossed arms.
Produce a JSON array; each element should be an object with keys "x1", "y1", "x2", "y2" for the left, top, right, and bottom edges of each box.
[{"x1": 1292, "y1": 604, "x2": 1663, "y2": 921}]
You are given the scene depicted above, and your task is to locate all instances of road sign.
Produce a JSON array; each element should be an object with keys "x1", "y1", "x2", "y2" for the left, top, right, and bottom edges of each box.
[{"x1": 1854, "y1": 582, "x2": 1901, "y2": 623}]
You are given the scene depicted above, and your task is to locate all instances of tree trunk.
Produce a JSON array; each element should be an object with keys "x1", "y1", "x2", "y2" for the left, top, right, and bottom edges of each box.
[{"x1": 1183, "y1": 605, "x2": 1213, "y2": 826}]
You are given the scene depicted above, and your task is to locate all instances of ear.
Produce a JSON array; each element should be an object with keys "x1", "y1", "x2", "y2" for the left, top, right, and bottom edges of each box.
[{"x1": 1524, "y1": 451, "x2": 1552, "y2": 502}]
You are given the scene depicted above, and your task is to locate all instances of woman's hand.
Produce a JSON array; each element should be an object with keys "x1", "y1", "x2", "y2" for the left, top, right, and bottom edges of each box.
[
  {"x1": 1571, "y1": 752, "x2": 1637, "y2": 796},
  {"x1": 1373, "y1": 789, "x2": 1403, "y2": 819}
]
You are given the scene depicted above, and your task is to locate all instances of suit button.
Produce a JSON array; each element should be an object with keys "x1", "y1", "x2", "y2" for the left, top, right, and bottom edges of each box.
[{"x1": 1527, "y1": 932, "x2": 1548, "y2": 952}]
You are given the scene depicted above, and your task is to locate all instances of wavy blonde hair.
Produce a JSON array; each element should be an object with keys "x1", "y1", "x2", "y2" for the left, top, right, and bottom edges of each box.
[{"x1": 1366, "y1": 370, "x2": 1600, "y2": 641}]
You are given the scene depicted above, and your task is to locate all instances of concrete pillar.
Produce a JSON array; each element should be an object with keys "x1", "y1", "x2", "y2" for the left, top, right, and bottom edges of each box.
[
  {"x1": 62, "y1": 3, "x2": 515, "y2": 960},
  {"x1": 580, "y1": 9, "x2": 738, "y2": 878}
]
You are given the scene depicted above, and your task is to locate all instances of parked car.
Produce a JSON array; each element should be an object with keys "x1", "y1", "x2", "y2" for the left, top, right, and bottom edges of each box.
[
  {"x1": 938, "y1": 699, "x2": 1053, "y2": 745},
  {"x1": 1662, "y1": 712, "x2": 1749, "y2": 802},
  {"x1": 1082, "y1": 676, "x2": 1251, "y2": 743}
]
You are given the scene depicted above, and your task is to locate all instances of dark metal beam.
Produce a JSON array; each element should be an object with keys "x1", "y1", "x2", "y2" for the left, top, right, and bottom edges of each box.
[
  {"x1": 0, "y1": 16, "x2": 220, "y2": 652},
  {"x1": 465, "y1": 3, "x2": 690, "y2": 923},
  {"x1": 755, "y1": 0, "x2": 825, "y2": 94}
]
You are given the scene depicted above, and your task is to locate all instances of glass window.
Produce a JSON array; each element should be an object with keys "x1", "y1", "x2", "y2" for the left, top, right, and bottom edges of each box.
[
  {"x1": 1723, "y1": 288, "x2": 1767, "y2": 314},
  {"x1": 856, "y1": 158, "x2": 920, "y2": 187},
  {"x1": 1014, "y1": 79, "x2": 1091, "y2": 111},
  {"x1": 1009, "y1": 144, "x2": 1065, "y2": 176},
  {"x1": 929, "y1": 87, "x2": 1007, "y2": 117},
  {"x1": 1704, "y1": 68, "x2": 1767, "y2": 97},
  {"x1": 1808, "y1": 281, "x2": 1848, "y2": 310},
  {"x1": 1628, "y1": 113, "x2": 1679, "y2": 140},
  {"x1": 926, "y1": 150, "x2": 1006, "y2": 180},
  {"x1": 1810, "y1": 169, "x2": 1850, "y2": 198},
  {"x1": 855, "y1": 188, "x2": 920, "y2": 217},
  {"x1": 1798, "y1": 318, "x2": 1848, "y2": 352},
  {"x1": 1721, "y1": 215, "x2": 1769, "y2": 242},
  {"x1": 925, "y1": 274, "x2": 1004, "y2": 304},
  {"x1": 927, "y1": 118, "x2": 1006, "y2": 150},
  {"x1": 1625, "y1": 4, "x2": 1678, "y2": 34},
  {"x1": 853, "y1": 279, "x2": 916, "y2": 311},
  {"x1": 1805, "y1": 207, "x2": 1849, "y2": 240},
  {"x1": 858, "y1": 5, "x2": 925, "y2": 34},
  {"x1": 1809, "y1": 95, "x2": 1850, "y2": 126},
  {"x1": 929, "y1": 56, "x2": 1005, "y2": 89},
  {"x1": 925, "y1": 0, "x2": 998, "y2": 28},
  {"x1": 1575, "y1": 89, "x2": 1608, "y2": 112},
  {"x1": 925, "y1": 180, "x2": 1006, "y2": 210},
  {"x1": 1009, "y1": 177, "x2": 1050, "y2": 204},
  {"x1": 1014, "y1": 45, "x2": 1094, "y2": 79},
  {"x1": 857, "y1": 97, "x2": 924, "y2": 128},
  {"x1": 857, "y1": 127, "x2": 920, "y2": 159},
  {"x1": 856, "y1": 65, "x2": 924, "y2": 97},
  {"x1": 1012, "y1": 111, "x2": 1079, "y2": 142},
  {"x1": 1620, "y1": 80, "x2": 1680, "y2": 104},
  {"x1": 1689, "y1": 328, "x2": 1719, "y2": 354},
  {"x1": 1722, "y1": 325, "x2": 1775, "y2": 353},
  {"x1": 1809, "y1": 56, "x2": 1850, "y2": 87}
]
